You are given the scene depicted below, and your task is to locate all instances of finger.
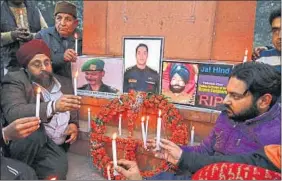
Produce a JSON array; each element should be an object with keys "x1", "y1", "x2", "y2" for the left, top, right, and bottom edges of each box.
[
  {"x1": 19, "y1": 125, "x2": 40, "y2": 138},
  {"x1": 16, "y1": 117, "x2": 40, "y2": 124},
  {"x1": 63, "y1": 95, "x2": 82, "y2": 100},
  {"x1": 160, "y1": 138, "x2": 174, "y2": 145},
  {"x1": 117, "y1": 159, "x2": 134, "y2": 169},
  {"x1": 115, "y1": 166, "x2": 130, "y2": 177},
  {"x1": 159, "y1": 142, "x2": 174, "y2": 151},
  {"x1": 154, "y1": 152, "x2": 165, "y2": 159},
  {"x1": 63, "y1": 97, "x2": 81, "y2": 105},
  {"x1": 65, "y1": 133, "x2": 75, "y2": 143},
  {"x1": 63, "y1": 104, "x2": 81, "y2": 110},
  {"x1": 64, "y1": 54, "x2": 73, "y2": 61}
]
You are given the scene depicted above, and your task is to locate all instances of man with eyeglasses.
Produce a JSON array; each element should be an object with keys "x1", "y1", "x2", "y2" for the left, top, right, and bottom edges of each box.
[
  {"x1": 252, "y1": 9, "x2": 281, "y2": 72},
  {"x1": 35, "y1": 1, "x2": 82, "y2": 79},
  {"x1": 143, "y1": 62, "x2": 281, "y2": 180},
  {"x1": 0, "y1": 39, "x2": 81, "y2": 179}
]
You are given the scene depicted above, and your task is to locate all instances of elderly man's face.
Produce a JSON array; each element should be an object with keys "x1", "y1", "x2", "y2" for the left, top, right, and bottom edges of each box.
[
  {"x1": 55, "y1": 13, "x2": 78, "y2": 37},
  {"x1": 27, "y1": 54, "x2": 53, "y2": 87},
  {"x1": 272, "y1": 17, "x2": 281, "y2": 51},
  {"x1": 222, "y1": 77, "x2": 260, "y2": 122},
  {"x1": 85, "y1": 71, "x2": 104, "y2": 86},
  {"x1": 169, "y1": 73, "x2": 186, "y2": 93},
  {"x1": 136, "y1": 46, "x2": 148, "y2": 67}
]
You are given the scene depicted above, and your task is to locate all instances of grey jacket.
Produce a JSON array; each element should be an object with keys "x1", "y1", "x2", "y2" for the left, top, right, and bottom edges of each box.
[{"x1": 35, "y1": 27, "x2": 82, "y2": 78}]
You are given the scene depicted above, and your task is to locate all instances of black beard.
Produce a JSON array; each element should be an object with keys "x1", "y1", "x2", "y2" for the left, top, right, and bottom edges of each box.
[
  {"x1": 30, "y1": 71, "x2": 54, "y2": 89},
  {"x1": 169, "y1": 84, "x2": 185, "y2": 93},
  {"x1": 223, "y1": 102, "x2": 260, "y2": 122}
]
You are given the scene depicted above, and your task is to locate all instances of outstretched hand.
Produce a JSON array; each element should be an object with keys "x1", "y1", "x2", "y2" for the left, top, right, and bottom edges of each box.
[{"x1": 116, "y1": 159, "x2": 142, "y2": 180}]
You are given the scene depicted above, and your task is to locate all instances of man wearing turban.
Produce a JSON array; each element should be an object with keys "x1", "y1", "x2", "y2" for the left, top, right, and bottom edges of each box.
[
  {"x1": 0, "y1": 39, "x2": 81, "y2": 179},
  {"x1": 164, "y1": 63, "x2": 195, "y2": 104}
]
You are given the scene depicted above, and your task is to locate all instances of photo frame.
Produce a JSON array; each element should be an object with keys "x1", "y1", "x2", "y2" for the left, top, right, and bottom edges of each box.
[
  {"x1": 72, "y1": 56, "x2": 124, "y2": 99},
  {"x1": 161, "y1": 60, "x2": 199, "y2": 106},
  {"x1": 123, "y1": 37, "x2": 164, "y2": 94}
]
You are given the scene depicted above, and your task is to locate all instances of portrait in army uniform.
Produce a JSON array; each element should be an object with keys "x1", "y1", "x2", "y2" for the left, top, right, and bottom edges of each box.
[
  {"x1": 161, "y1": 61, "x2": 199, "y2": 105},
  {"x1": 78, "y1": 58, "x2": 119, "y2": 93},
  {"x1": 123, "y1": 37, "x2": 164, "y2": 94}
]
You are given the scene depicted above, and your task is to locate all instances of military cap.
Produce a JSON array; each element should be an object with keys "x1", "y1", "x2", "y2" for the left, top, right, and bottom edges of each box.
[
  {"x1": 170, "y1": 63, "x2": 190, "y2": 84},
  {"x1": 81, "y1": 59, "x2": 105, "y2": 72}
]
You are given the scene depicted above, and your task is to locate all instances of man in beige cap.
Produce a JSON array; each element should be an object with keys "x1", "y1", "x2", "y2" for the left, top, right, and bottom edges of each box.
[{"x1": 35, "y1": 1, "x2": 82, "y2": 79}]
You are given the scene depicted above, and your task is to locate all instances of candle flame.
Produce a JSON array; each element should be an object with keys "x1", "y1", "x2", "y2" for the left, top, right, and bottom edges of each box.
[
  {"x1": 112, "y1": 133, "x2": 117, "y2": 139},
  {"x1": 107, "y1": 165, "x2": 111, "y2": 170},
  {"x1": 146, "y1": 115, "x2": 149, "y2": 120},
  {"x1": 20, "y1": 10, "x2": 23, "y2": 15},
  {"x1": 37, "y1": 87, "x2": 41, "y2": 93},
  {"x1": 74, "y1": 33, "x2": 78, "y2": 39},
  {"x1": 50, "y1": 177, "x2": 57, "y2": 180},
  {"x1": 158, "y1": 110, "x2": 161, "y2": 117},
  {"x1": 88, "y1": 108, "x2": 90, "y2": 111},
  {"x1": 141, "y1": 116, "x2": 145, "y2": 122},
  {"x1": 119, "y1": 114, "x2": 122, "y2": 118},
  {"x1": 192, "y1": 126, "x2": 195, "y2": 130},
  {"x1": 74, "y1": 70, "x2": 78, "y2": 78},
  {"x1": 244, "y1": 49, "x2": 248, "y2": 56}
]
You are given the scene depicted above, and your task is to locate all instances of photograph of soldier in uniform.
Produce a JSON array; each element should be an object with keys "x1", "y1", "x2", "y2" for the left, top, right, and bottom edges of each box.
[
  {"x1": 123, "y1": 37, "x2": 164, "y2": 94},
  {"x1": 73, "y1": 57, "x2": 123, "y2": 96},
  {"x1": 161, "y1": 61, "x2": 199, "y2": 105},
  {"x1": 78, "y1": 59, "x2": 118, "y2": 93}
]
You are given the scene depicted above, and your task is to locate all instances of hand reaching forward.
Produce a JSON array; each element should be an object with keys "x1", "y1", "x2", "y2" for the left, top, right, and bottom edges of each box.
[
  {"x1": 116, "y1": 159, "x2": 142, "y2": 180},
  {"x1": 55, "y1": 95, "x2": 81, "y2": 112},
  {"x1": 2, "y1": 117, "x2": 40, "y2": 141}
]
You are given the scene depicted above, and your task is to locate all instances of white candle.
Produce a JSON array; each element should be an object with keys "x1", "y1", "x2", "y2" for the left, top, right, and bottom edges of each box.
[
  {"x1": 141, "y1": 116, "x2": 146, "y2": 148},
  {"x1": 190, "y1": 126, "x2": 195, "y2": 146},
  {"x1": 243, "y1": 49, "x2": 248, "y2": 63},
  {"x1": 118, "y1": 114, "x2": 122, "y2": 136},
  {"x1": 107, "y1": 165, "x2": 111, "y2": 180},
  {"x1": 156, "y1": 110, "x2": 162, "y2": 150},
  {"x1": 35, "y1": 87, "x2": 41, "y2": 117},
  {"x1": 112, "y1": 133, "x2": 119, "y2": 176},
  {"x1": 88, "y1": 108, "x2": 91, "y2": 132},
  {"x1": 73, "y1": 70, "x2": 78, "y2": 96},
  {"x1": 145, "y1": 116, "x2": 149, "y2": 139},
  {"x1": 20, "y1": 10, "x2": 24, "y2": 28},
  {"x1": 74, "y1": 33, "x2": 78, "y2": 54}
]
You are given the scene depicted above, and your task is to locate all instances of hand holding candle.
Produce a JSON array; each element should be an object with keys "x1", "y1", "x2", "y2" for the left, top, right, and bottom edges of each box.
[
  {"x1": 112, "y1": 133, "x2": 119, "y2": 176},
  {"x1": 35, "y1": 87, "x2": 41, "y2": 117},
  {"x1": 73, "y1": 70, "x2": 78, "y2": 96}
]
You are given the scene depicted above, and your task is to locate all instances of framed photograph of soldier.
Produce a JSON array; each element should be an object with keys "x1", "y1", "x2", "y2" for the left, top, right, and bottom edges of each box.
[
  {"x1": 72, "y1": 56, "x2": 123, "y2": 98},
  {"x1": 123, "y1": 37, "x2": 164, "y2": 94},
  {"x1": 195, "y1": 63, "x2": 234, "y2": 110},
  {"x1": 161, "y1": 61, "x2": 199, "y2": 105}
]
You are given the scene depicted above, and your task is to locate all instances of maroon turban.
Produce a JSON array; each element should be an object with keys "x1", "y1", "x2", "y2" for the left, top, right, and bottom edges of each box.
[{"x1": 16, "y1": 39, "x2": 51, "y2": 68}]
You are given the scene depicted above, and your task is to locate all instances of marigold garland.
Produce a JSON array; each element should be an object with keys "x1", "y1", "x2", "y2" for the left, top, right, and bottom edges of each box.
[{"x1": 90, "y1": 91, "x2": 188, "y2": 180}]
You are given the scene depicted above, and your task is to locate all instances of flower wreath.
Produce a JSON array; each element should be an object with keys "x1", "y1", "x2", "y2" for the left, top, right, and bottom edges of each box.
[{"x1": 90, "y1": 91, "x2": 188, "y2": 180}]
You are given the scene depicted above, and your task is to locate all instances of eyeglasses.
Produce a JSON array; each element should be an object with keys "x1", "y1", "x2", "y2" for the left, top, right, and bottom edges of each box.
[
  {"x1": 271, "y1": 27, "x2": 281, "y2": 36},
  {"x1": 226, "y1": 89, "x2": 249, "y2": 101},
  {"x1": 30, "y1": 61, "x2": 51, "y2": 69}
]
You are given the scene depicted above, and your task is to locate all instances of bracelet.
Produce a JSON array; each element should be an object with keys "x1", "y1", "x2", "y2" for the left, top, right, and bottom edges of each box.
[{"x1": 52, "y1": 100, "x2": 56, "y2": 115}]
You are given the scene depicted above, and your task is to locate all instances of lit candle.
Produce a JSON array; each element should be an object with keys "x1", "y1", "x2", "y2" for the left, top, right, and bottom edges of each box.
[
  {"x1": 73, "y1": 70, "x2": 78, "y2": 96},
  {"x1": 118, "y1": 114, "x2": 122, "y2": 136},
  {"x1": 107, "y1": 165, "x2": 111, "y2": 180},
  {"x1": 156, "y1": 110, "x2": 162, "y2": 150},
  {"x1": 74, "y1": 33, "x2": 78, "y2": 54},
  {"x1": 243, "y1": 48, "x2": 248, "y2": 63},
  {"x1": 145, "y1": 116, "x2": 149, "y2": 140},
  {"x1": 20, "y1": 10, "x2": 24, "y2": 28},
  {"x1": 190, "y1": 126, "x2": 195, "y2": 146},
  {"x1": 35, "y1": 87, "x2": 41, "y2": 117},
  {"x1": 88, "y1": 108, "x2": 91, "y2": 132},
  {"x1": 112, "y1": 133, "x2": 119, "y2": 176},
  {"x1": 141, "y1": 116, "x2": 146, "y2": 148}
]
